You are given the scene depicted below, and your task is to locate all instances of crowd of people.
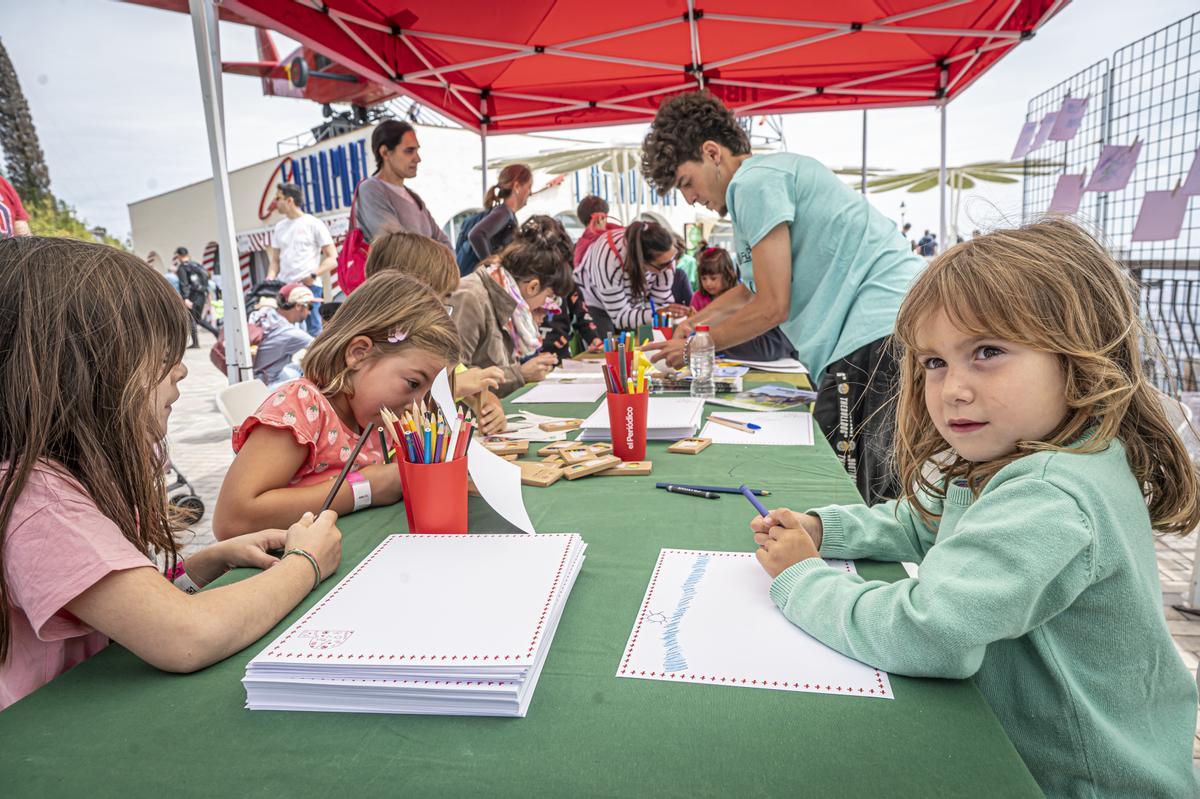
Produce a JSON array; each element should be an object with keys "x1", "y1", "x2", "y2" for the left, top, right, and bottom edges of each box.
[{"x1": 1, "y1": 90, "x2": 1198, "y2": 798}]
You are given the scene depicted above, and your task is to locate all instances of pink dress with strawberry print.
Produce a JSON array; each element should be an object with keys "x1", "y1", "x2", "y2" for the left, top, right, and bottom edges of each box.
[{"x1": 233, "y1": 378, "x2": 384, "y2": 487}]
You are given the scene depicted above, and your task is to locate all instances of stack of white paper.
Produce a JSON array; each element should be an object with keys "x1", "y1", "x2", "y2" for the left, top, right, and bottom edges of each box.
[
  {"x1": 578, "y1": 397, "x2": 705, "y2": 441},
  {"x1": 718, "y1": 357, "x2": 808, "y2": 374},
  {"x1": 243, "y1": 533, "x2": 586, "y2": 717}
]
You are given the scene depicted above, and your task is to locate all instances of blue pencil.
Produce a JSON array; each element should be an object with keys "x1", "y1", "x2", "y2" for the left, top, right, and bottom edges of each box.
[{"x1": 739, "y1": 484, "x2": 771, "y2": 518}]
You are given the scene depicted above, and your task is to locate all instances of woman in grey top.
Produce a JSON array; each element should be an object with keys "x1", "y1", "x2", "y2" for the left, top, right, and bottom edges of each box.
[{"x1": 353, "y1": 120, "x2": 451, "y2": 247}]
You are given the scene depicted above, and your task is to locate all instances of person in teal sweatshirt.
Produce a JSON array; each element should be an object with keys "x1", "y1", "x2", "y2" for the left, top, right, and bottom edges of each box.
[{"x1": 751, "y1": 219, "x2": 1200, "y2": 798}]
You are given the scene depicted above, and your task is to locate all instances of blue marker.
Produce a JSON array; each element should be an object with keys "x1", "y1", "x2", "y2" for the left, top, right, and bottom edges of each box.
[{"x1": 739, "y1": 484, "x2": 771, "y2": 518}]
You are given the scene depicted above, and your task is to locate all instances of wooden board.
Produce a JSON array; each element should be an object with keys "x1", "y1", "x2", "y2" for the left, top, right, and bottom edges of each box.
[
  {"x1": 597, "y1": 460, "x2": 652, "y2": 476},
  {"x1": 667, "y1": 437, "x2": 712, "y2": 455},
  {"x1": 561, "y1": 454, "x2": 622, "y2": 480},
  {"x1": 481, "y1": 438, "x2": 529, "y2": 455},
  {"x1": 518, "y1": 460, "x2": 563, "y2": 487},
  {"x1": 538, "y1": 418, "x2": 584, "y2": 432}
]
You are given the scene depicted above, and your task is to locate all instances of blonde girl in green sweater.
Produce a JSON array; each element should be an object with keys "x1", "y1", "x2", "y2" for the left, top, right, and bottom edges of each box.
[{"x1": 752, "y1": 219, "x2": 1200, "y2": 798}]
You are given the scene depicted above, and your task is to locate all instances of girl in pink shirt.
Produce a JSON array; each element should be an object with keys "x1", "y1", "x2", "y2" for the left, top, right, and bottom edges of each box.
[
  {"x1": 214, "y1": 271, "x2": 462, "y2": 539},
  {"x1": 0, "y1": 237, "x2": 344, "y2": 709},
  {"x1": 690, "y1": 247, "x2": 739, "y2": 313}
]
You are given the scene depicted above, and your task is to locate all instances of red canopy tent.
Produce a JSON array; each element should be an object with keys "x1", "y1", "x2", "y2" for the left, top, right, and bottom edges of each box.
[
  {"x1": 218, "y1": 0, "x2": 1063, "y2": 133},
  {"x1": 163, "y1": 0, "x2": 1067, "y2": 380}
]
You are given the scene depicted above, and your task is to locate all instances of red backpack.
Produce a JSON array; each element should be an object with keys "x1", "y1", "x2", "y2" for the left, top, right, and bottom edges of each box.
[
  {"x1": 209, "y1": 321, "x2": 265, "y2": 375},
  {"x1": 336, "y1": 187, "x2": 370, "y2": 295}
]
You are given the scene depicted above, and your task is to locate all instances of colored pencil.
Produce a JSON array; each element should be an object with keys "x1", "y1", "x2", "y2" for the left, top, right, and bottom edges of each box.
[
  {"x1": 319, "y1": 424, "x2": 375, "y2": 513},
  {"x1": 739, "y1": 484, "x2": 771, "y2": 518}
]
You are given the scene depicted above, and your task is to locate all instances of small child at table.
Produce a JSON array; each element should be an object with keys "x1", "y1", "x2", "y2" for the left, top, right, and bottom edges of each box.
[
  {"x1": 750, "y1": 219, "x2": 1199, "y2": 798},
  {"x1": 690, "y1": 247, "x2": 797, "y2": 363},
  {"x1": 0, "y1": 237, "x2": 342, "y2": 709},
  {"x1": 214, "y1": 272, "x2": 461, "y2": 538}
]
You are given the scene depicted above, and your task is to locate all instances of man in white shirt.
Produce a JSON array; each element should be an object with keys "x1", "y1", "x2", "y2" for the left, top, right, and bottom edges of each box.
[{"x1": 268, "y1": 182, "x2": 336, "y2": 335}]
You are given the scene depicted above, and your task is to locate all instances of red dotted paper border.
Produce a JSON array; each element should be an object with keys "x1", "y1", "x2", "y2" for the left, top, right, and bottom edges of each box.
[
  {"x1": 264, "y1": 534, "x2": 578, "y2": 662},
  {"x1": 618, "y1": 549, "x2": 886, "y2": 696}
]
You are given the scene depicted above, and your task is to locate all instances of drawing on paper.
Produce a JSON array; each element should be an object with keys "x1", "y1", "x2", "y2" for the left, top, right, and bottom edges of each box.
[{"x1": 661, "y1": 554, "x2": 709, "y2": 671}]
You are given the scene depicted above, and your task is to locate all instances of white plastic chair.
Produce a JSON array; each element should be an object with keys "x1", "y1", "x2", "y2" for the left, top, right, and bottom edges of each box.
[{"x1": 215, "y1": 379, "x2": 270, "y2": 430}]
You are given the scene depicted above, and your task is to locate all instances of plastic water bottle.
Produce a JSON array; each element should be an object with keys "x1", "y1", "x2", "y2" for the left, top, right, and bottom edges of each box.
[{"x1": 689, "y1": 325, "x2": 716, "y2": 399}]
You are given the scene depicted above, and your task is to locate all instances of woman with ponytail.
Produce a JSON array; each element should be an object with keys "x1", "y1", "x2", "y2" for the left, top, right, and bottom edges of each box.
[
  {"x1": 467, "y1": 164, "x2": 532, "y2": 263},
  {"x1": 577, "y1": 219, "x2": 677, "y2": 338},
  {"x1": 352, "y1": 120, "x2": 451, "y2": 248}
]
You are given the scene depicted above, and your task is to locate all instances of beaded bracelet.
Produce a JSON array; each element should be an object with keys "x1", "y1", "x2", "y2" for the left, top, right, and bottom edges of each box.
[{"x1": 285, "y1": 548, "x2": 322, "y2": 591}]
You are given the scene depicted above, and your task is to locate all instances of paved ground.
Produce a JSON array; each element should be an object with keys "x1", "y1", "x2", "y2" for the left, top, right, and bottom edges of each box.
[{"x1": 166, "y1": 334, "x2": 1200, "y2": 761}]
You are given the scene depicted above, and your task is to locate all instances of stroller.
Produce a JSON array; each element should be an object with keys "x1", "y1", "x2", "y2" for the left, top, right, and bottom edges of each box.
[{"x1": 165, "y1": 455, "x2": 205, "y2": 525}]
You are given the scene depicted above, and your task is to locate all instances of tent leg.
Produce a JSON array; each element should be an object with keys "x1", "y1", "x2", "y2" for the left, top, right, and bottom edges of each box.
[
  {"x1": 860, "y1": 109, "x2": 867, "y2": 195},
  {"x1": 938, "y1": 102, "x2": 947, "y2": 249},
  {"x1": 188, "y1": 0, "x2": 252, "y2": 384},
  {"x1": 480, "y1": 122, "x2": 488, "y2": 201}
]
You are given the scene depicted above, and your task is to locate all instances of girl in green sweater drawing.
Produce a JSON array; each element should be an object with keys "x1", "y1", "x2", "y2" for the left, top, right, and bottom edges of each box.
[{"x1": 751, "y1": 219, "x2": 1200, "y2": 798}]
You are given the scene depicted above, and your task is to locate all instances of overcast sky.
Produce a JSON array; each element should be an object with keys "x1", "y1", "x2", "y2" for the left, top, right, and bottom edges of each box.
[{"x1": 1, "y1": 0, "x2": 1196, "y2": 242}]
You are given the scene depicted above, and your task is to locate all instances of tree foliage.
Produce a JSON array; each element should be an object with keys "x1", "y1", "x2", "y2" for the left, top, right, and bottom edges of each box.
[{"x1": 0, "y1": 37, "x2": 51, "y2": 202}]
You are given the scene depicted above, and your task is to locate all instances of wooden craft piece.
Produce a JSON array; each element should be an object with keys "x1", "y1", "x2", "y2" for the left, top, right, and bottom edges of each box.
[
  {"x1": 598, "y1": 460, "x2": 652, "y2": 476},
  {"x1": 538, "y1": 418, "x2": 584, "y2": 432},
  {"x1": 500, "y1": 453, "x2": 519, "y2": 461},
  {"x1": 667, "y1": 437, "x2": 712, "y2": 455},
  {"x1": 559, "y1": 448, "x2": 596, "y2": 466},
  {"x1": 518, "y1": 460, "x2": 563, "y2": 487},
  {"x1": 482, "y1": 438, "x2": 529, "y2": 455},
  {"x1": 561, "y1": 454, "x2": 622, "y2": 480},
  {"x1": 537, "y1": 440, "x2": 580, "y2": 457}
]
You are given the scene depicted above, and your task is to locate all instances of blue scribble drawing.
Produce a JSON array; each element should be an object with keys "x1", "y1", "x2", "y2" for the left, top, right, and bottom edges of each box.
[{"x1": 662, "y1": 554, "x2": 710, "y2": 672}]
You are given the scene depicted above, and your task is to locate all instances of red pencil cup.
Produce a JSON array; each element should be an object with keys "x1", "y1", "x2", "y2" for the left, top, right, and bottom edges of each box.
[
  {"x1": 604, "y1": 349, "x2": 635, "y2": 381},
  {"x1": 653, "y1": 326, "x2": 675, "y2": 340},
  {"x1": 397, "y1": 457, "x2": 468, "y2": 534},
  {"x1": 606, "y1": 390, "x2": 649, "y2": 461}
]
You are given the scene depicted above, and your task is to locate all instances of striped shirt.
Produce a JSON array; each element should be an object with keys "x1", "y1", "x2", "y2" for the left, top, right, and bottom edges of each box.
[{"x1": 578, "y1": 228, "x2": 674, "y2": 330}]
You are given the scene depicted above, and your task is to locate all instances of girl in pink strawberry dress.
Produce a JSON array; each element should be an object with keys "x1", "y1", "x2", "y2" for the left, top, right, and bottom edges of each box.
[{"x1": 214, "y1": 273, "x2": 462, "y2": 539}]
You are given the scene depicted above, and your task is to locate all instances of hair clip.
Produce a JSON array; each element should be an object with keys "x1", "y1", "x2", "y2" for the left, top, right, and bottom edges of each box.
[{"x1": 386, "y1": 326, "x2": 408, "y2": 344}]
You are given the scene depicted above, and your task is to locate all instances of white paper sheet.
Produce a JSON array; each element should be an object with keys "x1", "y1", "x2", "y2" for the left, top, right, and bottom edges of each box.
[
  {"x1": 429, "y1": 369, "x2": 535, "y2": 533},
  {"x1": 700, "y1": 411, "x2": 814, "y2": 446},
  {"x1": 1010, "y1": 120, "x2": 1039, "y2": 160},
  {"x1": 1030, "y1": 111, "x2": 1057, "y2": 152},
  {"x1": 718, "y1": 357, "x2": 808, "y2": 374},
  {"x1": 617, "y1": 549, "x2": 892, "y2": 699},
  {"x1": 513, "y1": 382, "x2": 606, "y2": 404},
  {"x1": 1049, "y1": 96, "x2": 1088, "y2": 141}
]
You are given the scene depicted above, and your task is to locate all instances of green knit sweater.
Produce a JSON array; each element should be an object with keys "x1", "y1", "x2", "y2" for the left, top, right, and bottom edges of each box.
[{"x1": 770, "y1": 438, "x2": 1198, "y2": 798}]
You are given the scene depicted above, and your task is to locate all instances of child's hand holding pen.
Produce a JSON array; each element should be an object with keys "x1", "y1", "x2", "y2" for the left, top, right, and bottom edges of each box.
[{"x1": 750, "y1": 507, "x2": 824, "y2": 578}]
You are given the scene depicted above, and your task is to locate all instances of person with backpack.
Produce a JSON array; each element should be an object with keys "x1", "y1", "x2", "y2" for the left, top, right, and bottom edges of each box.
[
  {"x1": 456, "y1": 164, "x2": 531, "y2": 276},
  {"x1": 174, "y1": 246, "x2": 219, "y2": 348}
]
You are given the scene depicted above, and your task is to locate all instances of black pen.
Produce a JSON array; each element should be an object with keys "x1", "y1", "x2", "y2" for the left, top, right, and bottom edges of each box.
[
  {"x1": 665, "y1": 485, "x2": 720, "y2": 499},
  {"x1": 656, "y1": 483, "x2": 770, "y2": 496}
]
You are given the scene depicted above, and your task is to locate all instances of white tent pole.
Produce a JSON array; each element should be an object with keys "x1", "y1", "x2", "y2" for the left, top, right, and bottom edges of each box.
[
  {"x1": 860, "y1": 109, "x2": 868, "y2": 194},
  {"x1": 938, "y1": 67, "x2": 948, "y2": 249},
  {"x1": 188, "y1": 0, "x2": 252, "y2": 383}
]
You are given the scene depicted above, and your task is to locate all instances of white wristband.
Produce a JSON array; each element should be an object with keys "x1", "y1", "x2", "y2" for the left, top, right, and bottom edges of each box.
[
  {"x1": 173, "y1": 570, "x2": 204, "y2": 595},
  {"x1": 349, "y1": 471, "x2": 372, "y2": 511}
]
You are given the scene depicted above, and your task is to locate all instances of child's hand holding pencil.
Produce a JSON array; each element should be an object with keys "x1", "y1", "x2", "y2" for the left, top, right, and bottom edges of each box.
[{"x1": 748, "y1": 506, "x2": 824, "y2": 578}]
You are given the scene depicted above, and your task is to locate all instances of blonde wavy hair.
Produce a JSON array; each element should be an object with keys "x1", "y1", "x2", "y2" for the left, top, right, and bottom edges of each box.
[
  {"x1": 302, "y1": 272, "x2": 461, "y2": 397},
  {"x1": 893, "y1": 218, "x2": 1200, "y2": 535},
  {"x1": 363, "y1": 231, "x2": 459, "y2": 298}
]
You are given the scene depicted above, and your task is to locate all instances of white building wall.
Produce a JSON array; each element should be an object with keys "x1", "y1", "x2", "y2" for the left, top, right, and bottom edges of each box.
[{"x1": 128, "y1": 122, "x2": 715, "y2": 271}]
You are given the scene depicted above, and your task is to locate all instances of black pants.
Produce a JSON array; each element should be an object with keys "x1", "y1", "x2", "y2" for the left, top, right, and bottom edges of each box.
[
  {"x1": 186, "y1": 297, "x2": 220, "y2": 345},
  {"x1": 812, "y1": 336, "x2": 901, "y2": 506}
]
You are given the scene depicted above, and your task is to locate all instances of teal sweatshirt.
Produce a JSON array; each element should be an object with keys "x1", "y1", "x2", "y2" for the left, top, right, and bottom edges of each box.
[{"x1": 770, "y1": 438, "x2": 1198, "y2": 798}]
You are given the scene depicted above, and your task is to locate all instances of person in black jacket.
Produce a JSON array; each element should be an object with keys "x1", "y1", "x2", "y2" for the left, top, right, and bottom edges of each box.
[{"x1": 174, "y1": 246, "x2": 219, "y2": 347}]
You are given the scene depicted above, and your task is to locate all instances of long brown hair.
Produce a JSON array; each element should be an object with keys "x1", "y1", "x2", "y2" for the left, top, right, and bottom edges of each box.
[
  {"x1": 302, "y1": 272, "x2": 461, "y2": 397},
  {"x1": 892, "y1": 218, "x2": 1200, "y2": 535},
  {"x1": 483, "y1": 163, "x2": 532, "y2": 209},
  {"x1": 622, "y1": 220, "x2": 675, "y2": 300},
  {"x1": 363, "y1": 231, "x2": 459, "y2": 297},
  {"x1": 0, "y1": 237, "x2": 190, "y2": 661}
]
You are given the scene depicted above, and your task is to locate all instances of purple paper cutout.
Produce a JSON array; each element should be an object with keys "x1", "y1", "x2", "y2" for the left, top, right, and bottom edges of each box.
[
  {"x1": 1131, "y1": 190, "x2": 1189, "y2": 242},
  {"x1": 1048, "y1": 174, "x2": 1086, "y2": 214},
  {"x1": 1049, "y1": 97, "x2": 1089, "y2": 141},
  {"x1": 1085, "y1": 141, "x2": 1143, "y2": 193}
]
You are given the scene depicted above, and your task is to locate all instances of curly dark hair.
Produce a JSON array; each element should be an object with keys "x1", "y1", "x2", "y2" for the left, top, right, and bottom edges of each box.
[
  {"x1": 641, "y1": 91, "x2": 751, "y2": 194},
  {"x1": 492, "y1": 214, "x2": 575, "y2": 296}
]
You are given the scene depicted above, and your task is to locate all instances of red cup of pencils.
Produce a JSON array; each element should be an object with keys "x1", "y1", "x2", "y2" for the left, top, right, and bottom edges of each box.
[
  {"x1": 653, "y1": 326, "x2": 674, "y2": 340},
  {"x1": 382, "y1": 403, "x2": 474, "y2": 534},
  {"x1": 397, "y1": 457, "x2": 468, "y2": 534},
  {"x1": 605, "y1": 391, "x2": 648, "y2": 461}
]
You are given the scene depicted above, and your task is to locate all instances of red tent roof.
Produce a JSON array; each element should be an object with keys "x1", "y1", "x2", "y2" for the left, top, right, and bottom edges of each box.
[{"x1": 215, "y1": 0, "x2": 1065, "y2": 134}]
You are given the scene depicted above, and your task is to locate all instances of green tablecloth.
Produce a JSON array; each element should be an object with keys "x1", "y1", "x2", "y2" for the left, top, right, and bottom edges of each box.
[{"x1": 0, "y1": 386, "x2": 1040, "y2": 797}]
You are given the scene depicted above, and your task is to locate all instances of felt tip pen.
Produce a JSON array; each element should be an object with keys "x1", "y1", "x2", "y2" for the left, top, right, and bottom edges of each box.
[
  {"x1": 665, "y1": 485, "x2": 720, "y2": 499},
  {"x1": 739, "y1": 484, "x2": 771, "y2": 517}
]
